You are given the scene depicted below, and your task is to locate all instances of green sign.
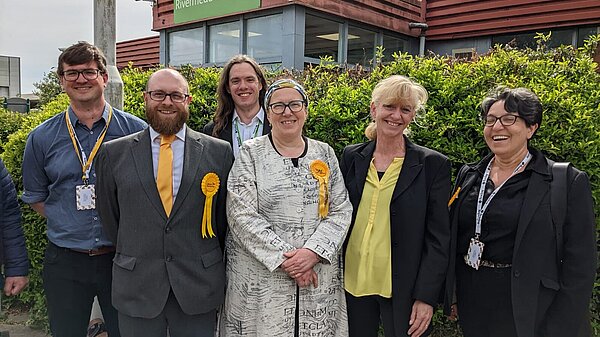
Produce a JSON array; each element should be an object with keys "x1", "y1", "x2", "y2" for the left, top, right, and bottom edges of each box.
[{"x1": 174, "y1": 0, "x2": 261, "y2": 24}]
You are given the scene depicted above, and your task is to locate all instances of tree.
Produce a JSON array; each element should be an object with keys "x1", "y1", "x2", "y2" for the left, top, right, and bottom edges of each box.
[{"x1": 33, "y1": 71, "x2": 62, "y2": 107}]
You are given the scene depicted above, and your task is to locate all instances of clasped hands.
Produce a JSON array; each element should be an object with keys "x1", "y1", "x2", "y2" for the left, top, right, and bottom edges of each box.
[{"x1": 280, "y1": 248, "x2": 320, "y2": 288}]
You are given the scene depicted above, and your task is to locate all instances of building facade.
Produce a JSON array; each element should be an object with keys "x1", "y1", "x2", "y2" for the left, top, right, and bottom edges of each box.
[
  {"x1": 116, "y1": 0, "x2": 600, "y2": 68},
  {"x1": 0, "y1": 55, "x2": 21, "y2": 98},
  {"x1": 141, "y1": 0, "x2": 425, "y2": 69},
  {"x1": 425, "y1": 0, "x2": 600, "y2": 58}
]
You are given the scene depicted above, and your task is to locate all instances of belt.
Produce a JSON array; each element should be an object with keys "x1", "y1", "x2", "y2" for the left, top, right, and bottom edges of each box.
[
  {"x1": 464, "y1": 255, "x2": 512, "y2": 268},
  {"x1": 70, "y1": 246, "x2": 116, "y2": 256}
]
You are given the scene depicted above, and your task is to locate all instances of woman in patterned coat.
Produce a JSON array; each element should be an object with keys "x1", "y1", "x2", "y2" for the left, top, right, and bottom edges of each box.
[{"x1": 220, "y1": 79, "x2": 353, "y2": 337}]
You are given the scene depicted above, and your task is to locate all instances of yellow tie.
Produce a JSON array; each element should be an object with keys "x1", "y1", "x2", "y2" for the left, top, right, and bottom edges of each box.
[{"x1": 157, "y1": 134, "x2": 176, "y2": 216}]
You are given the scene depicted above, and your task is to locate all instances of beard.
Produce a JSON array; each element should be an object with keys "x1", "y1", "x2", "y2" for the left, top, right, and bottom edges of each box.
[{"x1": 146, "y1": 106, "x2": 189, "y2": 135}]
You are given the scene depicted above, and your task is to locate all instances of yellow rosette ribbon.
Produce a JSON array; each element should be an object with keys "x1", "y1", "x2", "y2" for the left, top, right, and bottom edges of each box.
[
  {"x1": 310, "y1": 160, "x2": 330, "y2": 219},
  {"x1": 201, "y1": 173, "x2": 220, "y2": 238}
]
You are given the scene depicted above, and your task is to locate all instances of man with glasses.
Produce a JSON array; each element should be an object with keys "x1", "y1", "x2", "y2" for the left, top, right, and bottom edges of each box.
[
  {"x1": 203, "y1": 55, "x2": 271, "y2": 158},
  {"x1": 95, "y1": 68, "x2": 233, "y2": 337},
  {"x1": 22, "y1": 41, "x2": 146, "y2": 337}
]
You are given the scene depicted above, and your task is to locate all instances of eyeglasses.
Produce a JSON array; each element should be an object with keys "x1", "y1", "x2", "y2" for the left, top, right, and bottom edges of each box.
[
  {"x1": 61, "y1": 69, "x2": 102, "y2": 82},
  {"x1": 147, "y1": 91, "x2": 189, "y2": 103},
  {"x1": 268, "y1": 100, "x2": 305, "y2": 114},
  {"x1": 483, "y1": 114, "x2": 524, "y2": 127}
]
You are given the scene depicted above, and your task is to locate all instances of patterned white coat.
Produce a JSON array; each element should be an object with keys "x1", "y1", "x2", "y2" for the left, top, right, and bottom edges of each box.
[{"x1": 220, "y1": 135, "x2": 352, "y2": 337}]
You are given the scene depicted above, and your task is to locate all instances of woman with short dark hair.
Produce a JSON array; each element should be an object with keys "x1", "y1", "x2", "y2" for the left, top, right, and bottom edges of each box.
[{"x1": 444, "y1": 87, "x2": 596, "y2": 337}]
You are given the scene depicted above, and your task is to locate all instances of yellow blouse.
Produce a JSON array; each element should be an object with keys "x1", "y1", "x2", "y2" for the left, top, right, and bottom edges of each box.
[{"x1": 344, "y1": 157, "x2": 403, "y2": 298}]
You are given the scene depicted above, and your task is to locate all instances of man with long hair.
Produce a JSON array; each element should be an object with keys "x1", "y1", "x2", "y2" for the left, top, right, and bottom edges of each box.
[{"x1": 203, "y1": 55, "x2": 270, "y2": 158}]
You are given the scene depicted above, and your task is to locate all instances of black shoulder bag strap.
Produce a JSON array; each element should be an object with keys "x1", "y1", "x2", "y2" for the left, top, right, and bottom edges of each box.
[{"x1": 550, "y1": 161, "x2": 570, "y2": 264}]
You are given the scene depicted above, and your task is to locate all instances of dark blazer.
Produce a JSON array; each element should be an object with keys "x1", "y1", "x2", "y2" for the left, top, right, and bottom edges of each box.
[
  {"x1": 96, "y1": 127, "x2": 233, "y2": 318},
  {"x1": 340, "y1": 137, "x2": 451, "y2": 336},
  {"x1": 0, "y1": 159, "x2": 29, "y2": 277},
  {"x1": 202, "y1": 113, "x2": 271, "y2": 146},
  {"x1": 444, "y1": 148, "x2": 597, "y2": 337}
]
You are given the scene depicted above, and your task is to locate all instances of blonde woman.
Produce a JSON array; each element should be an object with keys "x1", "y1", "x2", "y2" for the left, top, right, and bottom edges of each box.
[{"x1": 340, "y1": 75, "x2": 451, "y2": 337}]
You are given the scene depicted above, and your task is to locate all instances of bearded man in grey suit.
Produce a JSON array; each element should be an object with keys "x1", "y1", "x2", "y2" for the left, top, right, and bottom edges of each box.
[{"x1": 96, "y1": 68, "x2": 233, "y2": 337}]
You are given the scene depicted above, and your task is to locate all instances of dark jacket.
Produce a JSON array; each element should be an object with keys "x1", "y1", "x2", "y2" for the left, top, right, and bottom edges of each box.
[
  {"x1": 202, "y1": 114, "x2": 271, "y2": 146},
  {"x1": 0, "y1": 159, "x2": 29, "y2": 277},
  {"x1": 96, "y1": 127, "x2": 233, "y2": 318},
  {"x1": 340, "y1": 137, "x2": 451, "y2": 336},
  {"x1": 444, "y1": 148, "x2": 597, "y2": 337}
]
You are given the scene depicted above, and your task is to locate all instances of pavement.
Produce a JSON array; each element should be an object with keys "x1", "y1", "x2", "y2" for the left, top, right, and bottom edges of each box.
[{"x1": 0, "y1": 310, "x2": 48, "y2": 337}]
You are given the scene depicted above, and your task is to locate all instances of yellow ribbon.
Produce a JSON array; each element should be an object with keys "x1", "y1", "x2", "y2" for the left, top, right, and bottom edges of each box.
[
  {"x1": 310, "y1": 160, "x2": 330, "y2": 218},
  {"x1": 448, "y1": 187, "x2": 461, "y2": 207},
  {"x1": 201, "y1": 173, "x2": 219, "y2": 238}
]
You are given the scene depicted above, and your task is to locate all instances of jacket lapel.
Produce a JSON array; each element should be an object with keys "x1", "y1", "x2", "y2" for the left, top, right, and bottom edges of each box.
[
  {"x1": 131, "y1": 129, "x2": 167, "y2": 220},
  {"x1": 219, "y1": 118, "x2": 233, "y2": 145},
  {"x1": 513, "y1": 171, "x2": 549, "y2": 257},
  {"x1": 170, "y1": 126, "x2": 204, "y2": 219},
  {"x1": 391, "y1": 138, "x2": 423, "y2": 202},
  {"x1": 352, "y1": 142, "x2": 375, "y2": 202}
]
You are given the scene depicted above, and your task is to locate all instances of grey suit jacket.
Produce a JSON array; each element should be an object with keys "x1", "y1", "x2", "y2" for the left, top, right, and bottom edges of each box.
[{"x1": 96, "y1": 126, "x2": 233, "y2": 318}]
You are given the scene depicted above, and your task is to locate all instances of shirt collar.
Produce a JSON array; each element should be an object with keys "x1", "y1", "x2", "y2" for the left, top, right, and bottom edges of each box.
[
  {"x1": 149, "y1": 125, "x2": 186, "y2": 143},
  {"x1": 67, "y1": 102, "x2": 110, "y2": 126},
  {"x1": 474, "y1": 147, "x2": 548, "y2": 176},
  {"x1": 232, "y1": 108, "x2": 265, "y2": 126}
]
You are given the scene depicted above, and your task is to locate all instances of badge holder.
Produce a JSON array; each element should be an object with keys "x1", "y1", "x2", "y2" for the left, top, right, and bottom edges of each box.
[
  {"x1": 76, "y1": 176, "x2": 96, "y2": 210},
  {"x1": 466, "y1": 236, "x2": 484, "y2": 270}
]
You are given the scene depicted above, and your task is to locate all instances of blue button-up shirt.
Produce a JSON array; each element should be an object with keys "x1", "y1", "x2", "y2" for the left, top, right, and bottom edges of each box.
[{"x1": 22, "y1": 104, "x2": 146, "y2": 250}]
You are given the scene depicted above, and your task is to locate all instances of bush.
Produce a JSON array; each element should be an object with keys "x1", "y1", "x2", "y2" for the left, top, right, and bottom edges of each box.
[
  {"x1": 0, "y1": 108, "x2": 25, "y2": 154},
  {"x1": 2, "y1": 35, "x2": 599, "y2": 334}
]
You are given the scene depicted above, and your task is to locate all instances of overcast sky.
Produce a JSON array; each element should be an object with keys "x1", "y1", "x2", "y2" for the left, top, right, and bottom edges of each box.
[{"x1": 0, "y1": 0, "x2": 157, "y2": 93}]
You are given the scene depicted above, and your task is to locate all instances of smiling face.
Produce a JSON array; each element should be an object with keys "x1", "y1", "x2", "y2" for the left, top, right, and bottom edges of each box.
[
  {"x1": 267, "y1": 88, "x2": 307, "y2": 141},
  {"x1": 483, "y1": 100, "x2": 538, "y2": 159},
  {"x1": 371, "y1": 100, "x2": 415, "y2": 140},
  {"x1": 144, "y1": 69, "x2": 191, "y2": 135},
  {"x1": 227, "y1": 62, "x2": 263, "y2": 114},
  {"x1": 59, "y1": 61, "x2": 108, "y2": 106}
]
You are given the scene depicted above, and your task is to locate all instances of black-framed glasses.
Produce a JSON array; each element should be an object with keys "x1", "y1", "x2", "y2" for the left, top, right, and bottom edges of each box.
[
  {"x1": 483, "y1": 114, "x2": 524, "y2": 127},
  {"x1": 268, "y1": 100, "x2": 305, "y2": 114},
  {"x1": 61, "y1": 69, "x2": 102, "y2": 82},
  {"x1": 147, "y1": 91, "x2": 189, "y2": 103}
]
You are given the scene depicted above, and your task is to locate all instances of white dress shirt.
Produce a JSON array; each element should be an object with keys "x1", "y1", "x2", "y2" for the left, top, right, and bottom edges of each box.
[{"x1": 231, "y1": 108, "x2": 265, "y2": 158}]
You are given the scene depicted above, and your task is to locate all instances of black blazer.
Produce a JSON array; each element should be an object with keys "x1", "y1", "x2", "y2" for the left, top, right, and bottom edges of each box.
[
  {"x1": 202, "y1": 113, "x2": 271, "y2": 147},
  {"x1": 340, "y1": 137, "x2": 451, "y2": 335},
  {"x1": 444, "y1": 148, "x2": 597, "y2": 337}
]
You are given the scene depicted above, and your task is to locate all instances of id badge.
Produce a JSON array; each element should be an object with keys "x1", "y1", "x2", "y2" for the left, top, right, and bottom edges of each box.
[
  {"x1": 466, "y1": 237, "x2": 484, "y2": 270},
  {"x1": 76, "y1": 184, "x2": 96, "y2": 210}
]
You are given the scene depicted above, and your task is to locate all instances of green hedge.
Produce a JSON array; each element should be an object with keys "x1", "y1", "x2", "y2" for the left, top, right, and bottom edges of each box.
[{"x1": 1, "y1": 35, "x2": 599, "y2": 335}]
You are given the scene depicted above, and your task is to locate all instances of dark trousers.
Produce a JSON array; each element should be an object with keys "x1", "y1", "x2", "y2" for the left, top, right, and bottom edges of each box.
[
  {"x1": 118, "y1": 290, "x2": 216, "y2": 337},
  {"x1": 456, "y1": 261, "x2": 518, "y2": 337},
  {"x1": 346, "y1": 291, "x2": 397, "y2": 337},
  {"x1": 43, "y1": 242, "x2": 119, "y2": 337}
]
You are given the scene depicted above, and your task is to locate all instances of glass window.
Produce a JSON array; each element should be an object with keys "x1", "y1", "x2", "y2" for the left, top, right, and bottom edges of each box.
[
  {"x1": 247, "y1": 14, "x2": 283, "y2": 62},
  {"x1": 168, "y1": 28, "x2": 204, "y2": 66},
  {"x1": 492, "y1": 29, "x2": 575, "y2": 49},
  {"x1": 209, "y1": 21, "x2": 240, "y2": 63},
  {"x1": 305, "y1": 15, "x2": 341, "y2": 61},
  {"x1": 578, "y1": 26, "x2": 600, "y2": 47},
  {"x1": 382, "y1": 35, "x2": 406, "y2": 62},
  {"x1": 347, "y1": 26, "x2": 376, "y2": 67}
]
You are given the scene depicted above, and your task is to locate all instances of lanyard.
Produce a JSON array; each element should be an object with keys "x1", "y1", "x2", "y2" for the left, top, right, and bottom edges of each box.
[
  {"x1": 475, "y1": 152, "x2": 531, "y2": 237},
  {"x1": 234, "y1": 118, "x2": 261, "y2": 148},
  {"x1": 65, "y1": 106, "x2": 113, "y2": 184}
]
